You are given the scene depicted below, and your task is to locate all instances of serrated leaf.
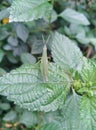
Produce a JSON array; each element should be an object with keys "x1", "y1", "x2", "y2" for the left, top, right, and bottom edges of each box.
[
  {"x1": 52, "y1": 32, "x2": 83, "y2": 72},
  {"x1": 80, "y1": 96, "x2": 96, "y2": 130},
  {"x1": 39, "y1": 122, "x2": 63, "y2": 130},
  {"x1": 61, "y1": 92, "x2": 81, "y2": 130},
  {"x1": 9, "y1": 0, "x2": 52, "y2": 22},
  {"x1": 0, "y1": 63, "x2": 70, "y2": 112},
  {"x1": 59, "y1": 8, "x2": 90, "y2": 25},
  {"x1": 80, "y1": 58, "x2": 96, "y2": 84}
]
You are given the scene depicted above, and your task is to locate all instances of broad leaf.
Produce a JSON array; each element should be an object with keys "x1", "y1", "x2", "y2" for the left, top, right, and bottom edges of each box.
[
  {"x1": 59, "y1": 8, "x2": 90, "y2": 25},
  {"x1": 19, "y1": 110, "x2": 38, "y2": 128},
  {"x1": 39, "y1": 122, "x2": 63, "y2": 130},
  {"x1": 89, "y1": 38, "x2": 96, "y2": 50},
  {"x1": 42, "y1": 111, "x2": 62, "y2": 124},
  {"x1": 3, "y1": 110, "x2": 17, "y2": 122},
  {"x1": 15, "y1": 23, "x2": 29, "y2": 42},
  {"x1": 9, "y1": 0, "x2": 52, "y2": 22},
  {"x1": 0, "y1": 63, "x2": 70, "y2": 112},
  {"x1": 69, "y1": 24, "x2": 85, "y2": 35},
  {"x1": 52, "y1": 32, "x2": 83, "y2": 72},
  {"x1": 21, "y1": 53, "x2": 36, "y2": 64},
  {"x1": 44, "y1": 9, "x2": 58, "y2": 23},
  {"x1": 76, "y1": 32, "x2": 90, "y2": 45},
  {"x1": 0, "y1": 28, "x2": 9, "y2": 41},
  {"x1": 80, "y1": 58, "x2": 96, "y2": 84},
  {"x1": 61, "y1": 92, "x2": 81, "y2": 130},
  {"x1": 80, "y1": 96, "x2": 96, "y2": 130},
  {"x1": 0, "y1": 103, "x2": 10, "y2": 111},
  {"x1": 8, "y1": 36, "x2": 18, "y2": 46},
  {"x1": 0, "y1": 8, "x2": 9, "y2": 21}
]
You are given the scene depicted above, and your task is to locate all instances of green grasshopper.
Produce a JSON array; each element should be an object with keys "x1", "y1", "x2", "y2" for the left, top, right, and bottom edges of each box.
[{"x1": 40, "y1": 35, "x2": 50, "y2": 82}]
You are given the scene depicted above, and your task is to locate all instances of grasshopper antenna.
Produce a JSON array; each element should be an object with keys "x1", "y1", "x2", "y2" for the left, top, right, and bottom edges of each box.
[{"x1": 42, "y1": 35, "x2": 50, "y2": 45}]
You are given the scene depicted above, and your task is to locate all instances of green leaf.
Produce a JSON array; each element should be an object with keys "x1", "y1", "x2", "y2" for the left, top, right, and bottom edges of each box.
[
  {"x1": 0, "y1": 63, "x2": 70, "y2": 112},
  {"x1": 80, "y1": 58, "x2": 96, "y2": 84},
  {"x1": 0, "y1": 103, "x2": 10, "y2": 111},
  {"x1": 42, "y1": 111, "x2": 61, "y2": 124},
  {"x1": 21, "y1": 53, "x2": 36, "y2": 64},
  {"x1": 59, "y1": 8, "x2": 90, "y2": 25},
  {"x1": 19, "y1": 110, "x2": 38, "y2": 128},
  {"x1": 80, "y1": 96, "x2": 96, "y2": 130},
  {"x1": 52, "y1": 32, "x2": 83, "y2": 72},
  {"x1": 30, "y1": 34, "x2": 44, "y2": 54},
  {"x1": 0, "y1": 8, "x2": 9, "y2": 21},
  {"x1": 69, "y1": 24, "x2": 85, "y2": 35},
  {"x1": 61, "y1": 92, "x2": 81, "y2": 130},
  {"x1": 76, "y1": 32, "x2": 90, "y2": 45},
  {"x1": 0, "y1": 50, "x2": 4, "y2": 63},
  {"x1": 0, "y1": 68, "x2": 6, "y2": 76},
  {"x1": 63, "y1": 26, "x2": 72, "y2": 36},
  {"x1": 3, "y1": 110, "x2": 17, "y2": 122},
  {"x1": 7, "y1": 53, "x2": 19, "y2": 64},
  {"x1": 44, "y1": 9, "x2": 58, "y2": 23},
  {"x1": 0, "y1": 28, "x2": 9, "y2": 41},
  {"x1": 9, "y1": 0, "x2": 52, "y2": 22},
  {"x1": 7, "y1": 36, "x2": 18, "y2": 46},
  {"x1": 90, "y1": 38, "x2": 96, "y2": 50},
  {"x1": 15, "y1": 23, "x2": 29, "y2": 42},
  {"x1": 39, "y1": 122, "x2": 63, "y2": 130}
]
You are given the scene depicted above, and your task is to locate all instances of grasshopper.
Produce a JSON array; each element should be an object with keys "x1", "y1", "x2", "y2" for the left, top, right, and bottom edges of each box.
[{"x1": 40, "y1": 35, "x2": 50, "y2": 82}]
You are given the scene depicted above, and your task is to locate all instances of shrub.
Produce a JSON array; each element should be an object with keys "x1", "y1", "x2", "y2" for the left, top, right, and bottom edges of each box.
[{"x1": 0, "y1": 0, "x2": 96, "y2": 130}]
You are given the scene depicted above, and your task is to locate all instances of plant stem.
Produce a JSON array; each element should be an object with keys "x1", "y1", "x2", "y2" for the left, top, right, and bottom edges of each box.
[
  {"x1": 75, "y1": 0, "x2": 78, "y2": 10},
  {"x1": 48, "y1": 0, "x2": 54, "y2": 25}
]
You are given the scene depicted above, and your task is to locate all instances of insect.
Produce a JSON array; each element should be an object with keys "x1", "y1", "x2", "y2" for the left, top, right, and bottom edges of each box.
[{"x1": 40, "y1": 35, "x2": 50, "y2": 82}]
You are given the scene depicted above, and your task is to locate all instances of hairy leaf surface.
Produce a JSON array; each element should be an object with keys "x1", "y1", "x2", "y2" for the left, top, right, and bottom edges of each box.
[
  {"x1": 39, "y1": 122, "x2": 63, "y2": 130},
  {"x1": 61, "y1": 92, "x2": 81, "y2": 130},
  {"x1": 52, "y1": 32, "x2": 83, "y2": 72},
  {"x1": 80, "y1": 96, "x2": 96, "y2": 130},
  {"x1": 0, "y1": 63, "x2": 70, "y2": 112},
  {"x1": 80, "y1": 58, "x2": 96, "y2": 84},
  {"x1": 9, "y1": 0, "x2": 52, "y2": 22}
]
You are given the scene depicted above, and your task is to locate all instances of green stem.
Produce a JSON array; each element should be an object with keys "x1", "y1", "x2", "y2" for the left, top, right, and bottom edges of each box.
[
  {"x1": 75, "y1": 0, "x2": 78, "y2": 10},
  {"x1": 48, "y1": 0, "x2": 54, "y2": 25},
  {"x1": 51, "y1": 0, "x2": 54, "y2": 5}
]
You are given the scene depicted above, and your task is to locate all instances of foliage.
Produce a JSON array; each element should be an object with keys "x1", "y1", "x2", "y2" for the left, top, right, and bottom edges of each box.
[{"x1": 0, "y1": 0, "x2": 96, "y2": 130}]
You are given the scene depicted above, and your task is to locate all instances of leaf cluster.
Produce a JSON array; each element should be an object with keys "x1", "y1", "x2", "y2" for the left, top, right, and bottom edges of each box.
[{"x1": 0, "y1": 0, "x2": 96, "y2": 130}]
